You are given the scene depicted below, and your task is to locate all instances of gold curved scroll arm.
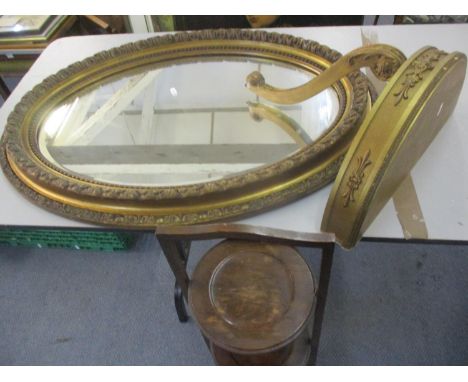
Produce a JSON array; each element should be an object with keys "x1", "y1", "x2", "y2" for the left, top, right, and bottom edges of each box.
[
  {"x1": 247, "y1": 101, "x2": 312, "y2": 147},
  {"x1": 245, "y1": 44, "x2": 406, "y2": 105}
]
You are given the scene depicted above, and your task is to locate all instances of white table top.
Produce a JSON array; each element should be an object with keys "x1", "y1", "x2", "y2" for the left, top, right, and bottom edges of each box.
[{"x1": 1, "y1": 24, "x2": 467, "y2": 242}]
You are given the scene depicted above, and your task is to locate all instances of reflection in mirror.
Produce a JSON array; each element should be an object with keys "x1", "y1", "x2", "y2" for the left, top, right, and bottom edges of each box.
[{"x1": 38, "y1": 58, "x2": 339, "y2": 187}]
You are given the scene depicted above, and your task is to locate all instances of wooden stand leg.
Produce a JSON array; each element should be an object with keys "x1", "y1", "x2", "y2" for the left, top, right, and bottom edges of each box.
[
  {"x1": 158, "y1": 238, "x2": 191, "y2": 322},
  {"x1": 0, "y1": 77, "x2": 11, "y2": 100},
  {"x1": 308, "y1": 242, "x2": 335, "y2": 365},
  {"x1": 174, "y1": 281, "x2": 189, "y2": 322}
]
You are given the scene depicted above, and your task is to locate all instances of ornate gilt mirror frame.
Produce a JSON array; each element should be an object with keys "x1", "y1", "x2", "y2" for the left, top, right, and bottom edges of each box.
[{"x1": 1, "y1": 30, "x2": 374, "y2": 227}]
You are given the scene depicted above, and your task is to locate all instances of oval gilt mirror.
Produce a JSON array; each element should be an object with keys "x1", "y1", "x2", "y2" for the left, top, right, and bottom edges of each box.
[{"x1": 1, "y1": 30, "x2": 371, "y2": 227}]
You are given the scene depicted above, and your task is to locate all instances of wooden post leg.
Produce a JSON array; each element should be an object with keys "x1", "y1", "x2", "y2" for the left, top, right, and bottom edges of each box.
[
  {"x1": 308, "y1": 242, "x2": 335, "y2": 365},
  {"x1": 174, "y1": 280, "x2": 189, "y2": 322},
  {"x1": 0, "y1": 77, "x2": 11, "y2": 100},
  {"x1": 158, "y1": 237, "x2": 191, "y2": 322}
]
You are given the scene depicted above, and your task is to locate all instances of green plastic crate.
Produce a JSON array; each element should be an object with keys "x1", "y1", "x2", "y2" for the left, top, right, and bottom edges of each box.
[{"x1": 0, "y1": 228, "x2": 136, "y2": 251}]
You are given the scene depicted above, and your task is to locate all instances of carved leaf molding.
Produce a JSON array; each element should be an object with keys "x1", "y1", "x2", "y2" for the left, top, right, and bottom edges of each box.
[
  {"x1": 394, "y1": 49, "x2": 446, "y2": 106},
  {"x1": 342, "y1": 149, "x2": 372, "y2": 208}
]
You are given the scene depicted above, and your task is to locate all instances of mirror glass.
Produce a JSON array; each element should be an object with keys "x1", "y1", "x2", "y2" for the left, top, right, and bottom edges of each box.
[{"x1": 38, "y1": 58, "x2": 340, "y2": 186}]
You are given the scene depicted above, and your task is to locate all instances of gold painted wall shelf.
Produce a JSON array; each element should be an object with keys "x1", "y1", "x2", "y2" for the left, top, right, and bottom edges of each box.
[{"x1": 321, "y1": 47, "x2": 466, "y2": 248}]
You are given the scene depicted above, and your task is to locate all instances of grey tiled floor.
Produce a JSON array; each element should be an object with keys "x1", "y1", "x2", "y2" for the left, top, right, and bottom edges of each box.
[{"x1": 0, "y1": 233, "x2": 467, "y2": 365}]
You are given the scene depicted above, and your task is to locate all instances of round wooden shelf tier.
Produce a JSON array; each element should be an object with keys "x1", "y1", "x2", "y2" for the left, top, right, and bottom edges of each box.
[{"x1": 189, "y1": 239, "x2": 316, "y2": 365}]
